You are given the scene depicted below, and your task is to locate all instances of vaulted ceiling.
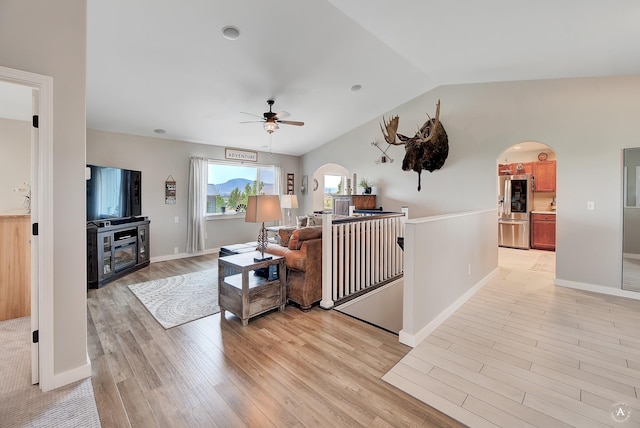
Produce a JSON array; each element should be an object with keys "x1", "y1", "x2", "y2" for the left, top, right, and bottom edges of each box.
[{"x1": 19, "y1": 1, "x2": 640, "y2": 156}]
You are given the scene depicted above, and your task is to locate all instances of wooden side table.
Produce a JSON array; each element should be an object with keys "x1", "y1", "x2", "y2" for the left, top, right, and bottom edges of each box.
[{"x1": 218, "y1": 251, "x2": 286, "y2": 326}]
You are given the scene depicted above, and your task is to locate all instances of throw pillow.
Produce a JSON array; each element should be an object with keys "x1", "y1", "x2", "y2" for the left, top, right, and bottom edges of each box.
[
  {"x1": 296, "y1": 216, "x2": 308, "y2": 227},
  {"x1": 278, "y1": 228, "x2": 295, "y2": 247},
  {"x1": 305, "y1": 214, "x2": 324, "y2": 226},
  {"x1": 288, "y1": 226, "x2": 323, "y2": 250}
]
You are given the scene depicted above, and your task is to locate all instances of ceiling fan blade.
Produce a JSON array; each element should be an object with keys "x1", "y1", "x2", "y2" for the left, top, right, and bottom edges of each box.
[
  {"x1": 277, "y1": 120, "x2": 304, "y2": 126},
  {"x1": 274, "y1": 111, "x2": 290, "y2": 120},
  {"x1": 240, "y1": 112, "x2": 265, "y2": 120},
  {"x1": 239, "y1": 120, "x2": 265, "y2": 124}
]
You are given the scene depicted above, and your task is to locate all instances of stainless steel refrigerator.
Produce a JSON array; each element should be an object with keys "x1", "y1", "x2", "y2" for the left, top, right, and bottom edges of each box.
[{"x1": 498, "y1": 174, "x2": 533, "y2": 249}]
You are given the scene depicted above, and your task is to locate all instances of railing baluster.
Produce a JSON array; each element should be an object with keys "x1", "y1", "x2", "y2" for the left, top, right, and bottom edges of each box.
[
  {"x1": 333, "y1": 222, "x2": 340, "y2": 300},
  {"x1": 355, "y1": 222, "x2": 361, "y2": 291}
]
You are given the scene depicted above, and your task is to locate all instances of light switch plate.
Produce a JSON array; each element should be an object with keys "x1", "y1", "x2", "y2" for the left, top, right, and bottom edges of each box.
[{"x1": 587, "y1": 201, "x2": 595, "y2": 211}]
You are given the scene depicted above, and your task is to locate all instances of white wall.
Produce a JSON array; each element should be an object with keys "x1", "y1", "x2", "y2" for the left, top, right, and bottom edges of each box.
[
  {"x1": 401, "y1": 209, "x2": 498, "y2": 346},
  {"x1": 302, "y1": 76, "x2": 640, "y2": 292},
  {"x1": 0, "y1": 0, "x2": 88, "y2": 379},
  {"x1": 87, "y1": 129, "x2": 301, "y2": 258},
  {"x1": 0, "y1": 118, "x2": 30, "y2": 212}
]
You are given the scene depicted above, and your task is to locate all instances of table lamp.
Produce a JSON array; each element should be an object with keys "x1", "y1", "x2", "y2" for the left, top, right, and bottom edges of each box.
[
  {"x1": 280, "y1": 194, "x2": 298, "y2": 226},
  {"x1": 245, "y1": 195, "x2": 282, "y2": 261}
]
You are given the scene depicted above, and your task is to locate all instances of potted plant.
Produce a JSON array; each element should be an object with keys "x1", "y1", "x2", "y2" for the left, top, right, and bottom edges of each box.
[{"x1": 359, "y1": 178, "x2": 373, "y2": 195}]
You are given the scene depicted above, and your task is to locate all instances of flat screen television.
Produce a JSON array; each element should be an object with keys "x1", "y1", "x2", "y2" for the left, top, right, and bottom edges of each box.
[{"x1": 86, "y1": 164, "x2": 141, "y2": 222}]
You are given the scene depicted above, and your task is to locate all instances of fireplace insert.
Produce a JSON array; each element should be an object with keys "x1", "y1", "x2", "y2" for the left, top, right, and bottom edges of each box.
[{"x1": 114, "y1": 238, "x2": 137, "y2": 272}]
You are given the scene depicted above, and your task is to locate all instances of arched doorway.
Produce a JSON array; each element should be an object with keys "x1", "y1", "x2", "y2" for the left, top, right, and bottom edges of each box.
[
  {"x1": 311, "y1": 163, "x2": 349, "y2": 213},
  {"x1": 497, "y1": 141, "x2": 557, "y2": 273}
]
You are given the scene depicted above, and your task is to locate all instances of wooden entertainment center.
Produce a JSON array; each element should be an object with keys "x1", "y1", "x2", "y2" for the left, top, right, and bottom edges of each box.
[{"x1": 87, "y1": 218, "x2": 150, "y2": 288}]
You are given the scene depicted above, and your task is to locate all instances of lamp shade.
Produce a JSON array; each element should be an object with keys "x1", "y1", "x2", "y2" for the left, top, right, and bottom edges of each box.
[
  {"x1": 245, "y1": 195, "x2": 282, "y2": 223},
  {"x1": 280, "y1": 194, "x2": 299, "y2": 209}
]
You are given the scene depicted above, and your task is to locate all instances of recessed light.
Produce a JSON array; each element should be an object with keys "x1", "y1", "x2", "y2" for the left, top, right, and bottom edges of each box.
[
  {"x1": 222, "y1": 26, "x2": 240, "y2": 40},
  {"x1": 154, "y1": 129, "x2": 166, "y2": 134},
  {"x1": 350, "y1": 84, "x2": 362, "y2": 92},
  {"x1": 513, "y1": 146, "x2": 521, "y2": 150}
]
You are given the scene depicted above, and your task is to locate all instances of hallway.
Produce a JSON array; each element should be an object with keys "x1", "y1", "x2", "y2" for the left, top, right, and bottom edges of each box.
[{"x1": 384, "y1": 248, "x2": 640, "y2": 427}]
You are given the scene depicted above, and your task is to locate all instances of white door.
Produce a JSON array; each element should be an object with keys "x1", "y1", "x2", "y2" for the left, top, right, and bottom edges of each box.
[{"x1": 30, "y1": 88, "x2": 39, "y2": 384}]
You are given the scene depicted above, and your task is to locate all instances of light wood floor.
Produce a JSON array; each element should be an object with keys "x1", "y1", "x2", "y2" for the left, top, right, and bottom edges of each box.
[
  {"x1": 87, "y1": 254, "x2": 461, "y2": 427},
  {"x1": 384, "y1": 248, "x2": 640, "y2": 427}
]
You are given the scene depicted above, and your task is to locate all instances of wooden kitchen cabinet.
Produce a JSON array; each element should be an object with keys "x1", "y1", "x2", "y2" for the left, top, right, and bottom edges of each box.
[
  {"x1": 533, "y1": 160, "x2": 556, "y2": 192},
  {"x1": 498, "y1": 163, "x2": 512, "y2": 175},
  {"x1": 531, "y1": 213, "x2": 556, "y2": 251},
  {"x1": 498, "y1": 162, "x2": 533, "y2": 176},
  {"x1": 0, "y1": 214, "x2": 31, "y2": 321}
]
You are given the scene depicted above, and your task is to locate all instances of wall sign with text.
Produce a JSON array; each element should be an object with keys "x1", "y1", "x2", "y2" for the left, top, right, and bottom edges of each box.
[{"x1": 225, "y1": 148, "x2": 257, "y2": 162}]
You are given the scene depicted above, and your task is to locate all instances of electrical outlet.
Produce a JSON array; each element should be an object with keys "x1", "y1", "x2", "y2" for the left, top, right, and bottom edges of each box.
[
  {"x1": 174, "y1": 247, "x2": 179, "y2": 254},
  {"x1": 174, "y1": 216, "x2": 179, "y2": 223},
  {"x1": 587, "y1": 201, "x2": 595, "y2": 211}
]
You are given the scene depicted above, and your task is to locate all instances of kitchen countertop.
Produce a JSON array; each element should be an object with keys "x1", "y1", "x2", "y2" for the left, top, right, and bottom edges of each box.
[
  {"x1": 531, "y1": 210, "x2": 556, "y2": 214},
  {"x1": 0, "y1": 209, "x2": 30, "y2": 217}
]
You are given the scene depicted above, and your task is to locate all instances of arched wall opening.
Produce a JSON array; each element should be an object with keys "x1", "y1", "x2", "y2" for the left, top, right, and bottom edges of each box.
[
  {"x1": 311, "y1": 163, "x2": 349, "y2": 213},
  {"x1": 496, "y1": 141, "x2": 557, "y2": 271}
]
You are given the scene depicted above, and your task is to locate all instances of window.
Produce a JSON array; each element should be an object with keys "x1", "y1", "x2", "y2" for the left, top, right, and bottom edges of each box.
[
  {"x1": 207, "y1": 161, "x2": 278, "y2": 214},
  {"x1": 323, "y1": 174, "x2": 343, "y2": 210}
]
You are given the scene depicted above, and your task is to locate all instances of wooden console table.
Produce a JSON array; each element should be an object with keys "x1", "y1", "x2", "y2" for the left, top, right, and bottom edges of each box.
[
  {"x1": 333, "y1": 195, "x2": 376, "y2": 216},
  {"x1": 218, "y1": 251, "x2": 286, "y2": 326}
]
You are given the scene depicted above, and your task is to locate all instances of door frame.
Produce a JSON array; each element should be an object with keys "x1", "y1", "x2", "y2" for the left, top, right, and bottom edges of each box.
[{"x1": 0, "y1": 65, "x2": 54, "y2": 390}]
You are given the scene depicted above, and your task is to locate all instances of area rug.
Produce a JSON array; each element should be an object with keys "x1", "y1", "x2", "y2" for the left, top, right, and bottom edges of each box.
[
  {"x1": 128, "y1": 269, "x2": 219, "y2": 329},
  {"x1": 0, "y1": 317, "x2": 102, "y2": 427}
]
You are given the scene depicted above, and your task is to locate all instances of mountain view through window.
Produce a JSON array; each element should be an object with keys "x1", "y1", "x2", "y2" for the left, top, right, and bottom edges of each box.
[{"x1": 207, "y1": 163, "x2": 276, "y2": 214}]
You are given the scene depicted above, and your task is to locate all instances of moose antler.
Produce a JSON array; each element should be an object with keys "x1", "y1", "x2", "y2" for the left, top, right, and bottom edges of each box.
[
  {"x1": 380, "y1": 115, "x2": 404, "y2": 146},
  {"x1": 415, "y1": 100, "x2": 440, "y2": 143}
]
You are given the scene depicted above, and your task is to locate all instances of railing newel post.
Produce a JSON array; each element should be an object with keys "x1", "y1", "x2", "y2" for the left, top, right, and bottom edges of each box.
[{"x1": 320, "y1": 212, "x2": 334, "y2": 309}]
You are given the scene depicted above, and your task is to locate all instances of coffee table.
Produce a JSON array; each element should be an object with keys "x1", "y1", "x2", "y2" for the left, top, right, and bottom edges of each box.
[{"x1": 217, "y1": 251, "x2": 286, "y2": 326}]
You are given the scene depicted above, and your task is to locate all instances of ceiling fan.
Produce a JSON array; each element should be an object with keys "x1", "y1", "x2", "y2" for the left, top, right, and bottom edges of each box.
[{"x1": 241, "y1": 99, "x2": 304, "y2": 134}]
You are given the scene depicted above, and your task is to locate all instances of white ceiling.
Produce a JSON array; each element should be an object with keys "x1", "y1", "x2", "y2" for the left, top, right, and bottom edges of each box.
[{"x1": 7, "y1": 2, "x2": 640, "y2": 156}]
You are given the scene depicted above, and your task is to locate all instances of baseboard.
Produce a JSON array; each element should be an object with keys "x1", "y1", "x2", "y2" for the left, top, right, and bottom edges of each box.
[
  {"x1": 623, "y1": 252, "x2": 640, "y2": 261},
  {"x1": 151, "y1": 247, "x2": 219, "y2": 263},
  {"x1": 399, "y1": 267, "x2": 500, "y2": 347},
  {"x1": 555, "y1": 278, "x2": 640, "y2": 300},
  {"x1": 48, "y1": 356, "x2": 92, "y2": 391}
]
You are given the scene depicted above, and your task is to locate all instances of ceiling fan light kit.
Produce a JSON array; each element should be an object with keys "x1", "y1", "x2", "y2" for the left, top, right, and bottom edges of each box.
[
  {"x1": 263, "y1": 122, "x2": 278, "y2": 134},
  {"x1": 241, "y1": 99, "x2": 305, "y2": 134}
]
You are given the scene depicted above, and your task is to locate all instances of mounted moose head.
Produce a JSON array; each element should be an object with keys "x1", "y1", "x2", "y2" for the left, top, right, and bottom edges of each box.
[{"x1": 380, "y1": 99, "x2": 448, "y2": 191}]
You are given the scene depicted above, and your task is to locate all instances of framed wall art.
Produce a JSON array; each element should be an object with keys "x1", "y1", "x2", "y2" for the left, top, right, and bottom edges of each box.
[{"x1": 287, "y1": 173, "x2": 294, "y2": 194}]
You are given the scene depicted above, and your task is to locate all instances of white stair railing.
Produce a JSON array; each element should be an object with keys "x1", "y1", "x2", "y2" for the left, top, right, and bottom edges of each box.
[{"x1": 320, "y1": 208, "x2": 407, "y2": 309}]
